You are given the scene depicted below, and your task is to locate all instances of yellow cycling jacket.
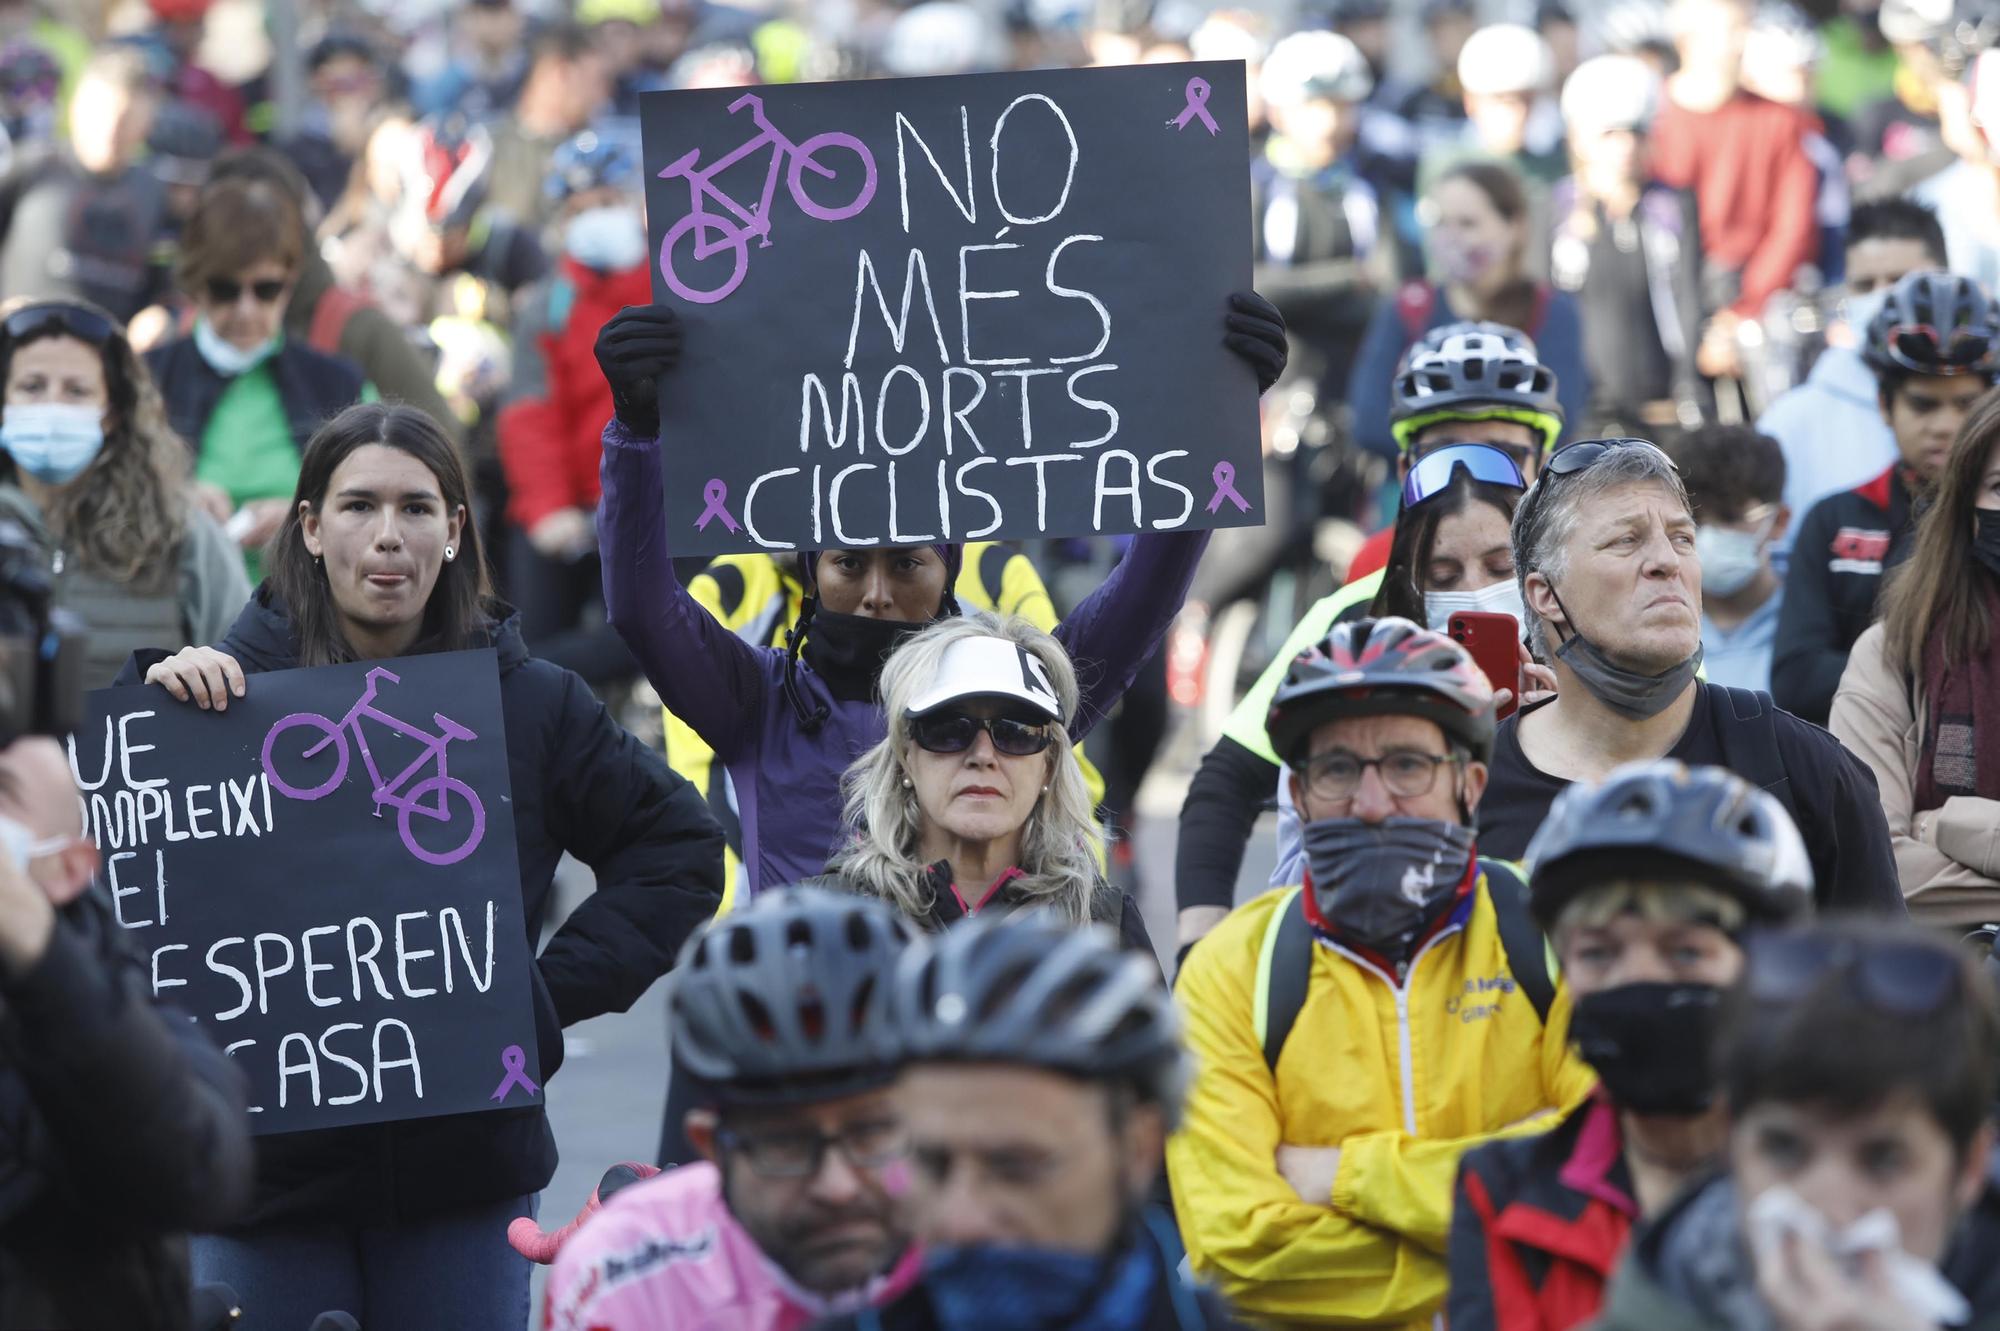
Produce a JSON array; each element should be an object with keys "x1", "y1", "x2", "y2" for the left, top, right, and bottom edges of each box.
[
  {"x1": 1167, "y1": 877, "x2": 1597, "y2": 1329},
  {"x1": 662, "y1": 543, "x2": 1104, "y2": 910}
]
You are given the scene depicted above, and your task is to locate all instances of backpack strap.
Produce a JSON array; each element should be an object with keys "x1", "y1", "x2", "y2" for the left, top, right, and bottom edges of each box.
[
  {"x1": 1710, "y1": 685, "x2": 1800, "y2": 829},
  {"x1": 1481, "y1": 858, "x2": 1555, "y2": 1024},
  {"x1": 306, "y1": 285, "x2": 368, "y2": 357},
  {"x1": 1395, "y1": 280, "x2": 1438, "y2": 339},
  {"x1": 1254, "y1": 887, "x2": 1311, "y2": 1073}
]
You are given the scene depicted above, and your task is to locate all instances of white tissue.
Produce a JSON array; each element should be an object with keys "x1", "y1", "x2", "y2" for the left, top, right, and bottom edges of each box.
[{"x1": 1746, "y1": 1184, "x2": 1971, "y2": 1326}]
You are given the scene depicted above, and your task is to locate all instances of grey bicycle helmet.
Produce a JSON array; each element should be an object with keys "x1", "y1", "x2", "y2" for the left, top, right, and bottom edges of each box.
[
  {"x1": 891, "y1": 914, "x2": 1189, "y2": 1122},
  {"x1": 1266, "y1": 616, "x2": 1497, "y2": 767},
  {"x1": 670, "y1": 886, "x2": 913, "y2": 1105},
  {"x1": 1861, "y1": 270, "x2": 2000, "y2": 379},
  {"x1": 1390, "y1": 322, "x2": 1565, "y2": 453},
  {"x1": 1525, "y1": 759, "x2": 1815, "y2": 929}
]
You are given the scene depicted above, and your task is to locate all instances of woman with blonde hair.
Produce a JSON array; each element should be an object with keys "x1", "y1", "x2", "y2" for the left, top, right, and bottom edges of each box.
[{"x1": 824, "y1": 612, "x2": 1158, "y2": 960}]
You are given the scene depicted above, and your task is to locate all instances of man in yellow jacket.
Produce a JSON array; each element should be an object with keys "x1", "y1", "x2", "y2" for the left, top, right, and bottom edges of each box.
[{"x1": 1168, "y1": 616, "x2": 1596, "y2": 1328}]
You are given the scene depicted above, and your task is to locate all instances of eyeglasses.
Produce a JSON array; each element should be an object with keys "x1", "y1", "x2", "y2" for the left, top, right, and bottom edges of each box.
[
  {"x1": 908, "y1": 710, "x2": 1054, "y2": 757},
  {"x1": 1745, "y1": 931, "x2": 1962, "y2": 1017},
  {"x1": 1301, "y1": 749, "x2": 1460, "y2": 802},
  {"x1": 717, "y1": 1119, "x2": 909, "y2": 1179},
  {"x1": 1402, "y1": 442, "x2": 1527, "y2": 510},
  {"x1": 2, "y1": 302, "x2": 116, "y2": 347},
  {"x1": 205, "y1": 276, "x2": 288, "y2": 306},
  {"x1": 1880, "y1": 323, "x2": 1995, "y2": 374}
]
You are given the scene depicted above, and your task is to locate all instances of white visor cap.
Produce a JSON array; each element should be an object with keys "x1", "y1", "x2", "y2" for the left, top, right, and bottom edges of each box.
[{"x1": 905, "y1": 635, "x2": 1064, "y2": 722}]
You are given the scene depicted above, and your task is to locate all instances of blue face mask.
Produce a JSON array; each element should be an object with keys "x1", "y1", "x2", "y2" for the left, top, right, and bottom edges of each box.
[
  {"x1": 923, "y1": 1239, "x2": 1158, "y2": 1331},
  {"x1": 0, "y1": 402, "x2": 106, "y2": 485}
]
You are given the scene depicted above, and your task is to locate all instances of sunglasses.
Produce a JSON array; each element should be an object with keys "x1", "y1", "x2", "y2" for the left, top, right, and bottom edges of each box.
[
  {"x1": 1881, "y1": 323, "x2": 1995, "y2": 374},
  {"x1": 205, "y1": 277, "x2": 288, "y2": 306},
  {"x1": 1745, "y1": 931, "x2": 1962, "y2": 1017},
  {"x1": 1401, "y1": 442, "x2": 1527, "y2": 510},
  {"x1": 3, "y1": 302, "x2": 115, "y2": 347},
  {"x1": 1518, "y1": 436, "x2": 1678, "y2": 527},
  {"x1": 907, "y1": 710, "x2": 1054, "y2": 757}
]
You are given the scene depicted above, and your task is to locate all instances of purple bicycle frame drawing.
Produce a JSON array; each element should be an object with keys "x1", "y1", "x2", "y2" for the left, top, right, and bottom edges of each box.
[
  {"x1": 261, "y1": 666, "x2": 487, "y2": 867},
  {"x1": 656, "y1": 91, "x2": 877, "y2": 304}
]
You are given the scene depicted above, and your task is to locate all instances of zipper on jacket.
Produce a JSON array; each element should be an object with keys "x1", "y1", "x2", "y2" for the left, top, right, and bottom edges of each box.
[{"x1": 1331, "y1": 924, "x2": 1461, "y2": 1139}]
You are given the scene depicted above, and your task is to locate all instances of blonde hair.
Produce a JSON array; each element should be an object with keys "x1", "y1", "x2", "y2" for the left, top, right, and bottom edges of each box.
[
  {"x1": 1553, "y1": 880, "x2": 1747, "y2": 941},
  {"x1": 830, "y1": 613, "x2": 1103, "y2": 925}
]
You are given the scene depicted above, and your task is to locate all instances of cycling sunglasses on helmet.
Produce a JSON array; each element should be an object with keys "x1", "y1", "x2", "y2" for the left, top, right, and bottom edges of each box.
[
  {"x1": 1744, "y1": 931, "x2": 1961, "y2": 1018},
  {"x1": 1881, "y1": 323, "x2": 1995, "y2": 374},
  {"x1": 2, "y1": 302, "x2": 116, "y2": 347},
  {"x1": 908, "y1": 710, "x2": 1054, "y2": 757},
  {"x1": 1401, "y1": 442, "x2": 1527, "y2": 510}
]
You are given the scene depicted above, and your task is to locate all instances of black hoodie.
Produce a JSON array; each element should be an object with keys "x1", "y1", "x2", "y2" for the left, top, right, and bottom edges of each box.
[{"x1": 148, "y1": 590, "x2": 726, "y2": 1226}]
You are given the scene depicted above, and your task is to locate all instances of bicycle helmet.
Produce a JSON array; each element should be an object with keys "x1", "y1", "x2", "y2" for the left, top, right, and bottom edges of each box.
[
  {"x1": 1526, "y1": 760, "x2": 1815, "y2": 929},
  {"x1": 1590, "y1": 0, "x2": 1672, "y2": 54},
  {"x1": 1880, "y1": 0, "x2": 1957, "y2": 43},
  {"x1": 1390, "y1": 322, "x2": 1565, "y2": 453},
  {"x1": 1261, "y1": 30, "x2": 1375, "y2": 107},
  {"x1": 1265, "y1": 616, "x2": 1497, "y2": 767},
  {"x1": 669, "y1": 886, "x2": 913, "y2": 1105},
  {"x1": 1560, "y1": 55, "x2": 1660, "y2": 134},
  {"x1": 403, "y1": 113, "x2": 494, "y2": 232},
  {"x1": 1458, "y1": 23, "x2": 1555, "y2": 97},
  {"x1": 544, "y1": 130, "x2": 640, "y2": 206},
  {"x1": 891, "y1": 913, "x2": 1188, "y2": 1120},
  {"x1": 1860, "y1": 270, "x2": 2000, "y2": 379}
]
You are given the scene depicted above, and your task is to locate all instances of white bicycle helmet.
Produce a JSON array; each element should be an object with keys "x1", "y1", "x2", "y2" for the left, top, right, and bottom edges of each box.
[
  {"x1": 1458, "y1": 23, "x2": 1555, "y2": 97},
  {"x1": 1261, "y1": 29, "x2": 1375, "y2": 107},
  {"x1": 1561, "y1": 54, "x2": 1661, "y2": 134}
]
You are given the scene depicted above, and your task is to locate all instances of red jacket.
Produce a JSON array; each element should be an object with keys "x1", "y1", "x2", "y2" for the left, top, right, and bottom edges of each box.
[{"x1": 498, "y1": 256, "x2": 654, "y2": 530}]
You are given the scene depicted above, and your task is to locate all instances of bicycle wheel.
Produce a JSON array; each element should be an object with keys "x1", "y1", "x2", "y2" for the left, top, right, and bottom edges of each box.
[
  {"x1": 261, "y1": 713, "x2": 349, "y2": 801},
  {"x1": 660, "y1": 210, "x2": 750, "y2": 304},
  {"x1": 396, "y1": 775, "x2": 486, "y2": 867},
  {"x1": 788, "y1": 134, "x2": 877, "y2": 221}
]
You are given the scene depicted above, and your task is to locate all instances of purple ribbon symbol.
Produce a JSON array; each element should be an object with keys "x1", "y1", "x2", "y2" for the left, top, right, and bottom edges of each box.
[
  {"x1": 1206, "y1": 461, "x2": 1251, "y2": 515},
  {"x1": 490, "y1": 1045, "x2": 540, "y2": 1103},
  {"x1": 1171, "y1": 77, "x2": 1219, "y2": 136},
  {"x1": 694, "y1": 478, "x2": 741, "y2": 534}
]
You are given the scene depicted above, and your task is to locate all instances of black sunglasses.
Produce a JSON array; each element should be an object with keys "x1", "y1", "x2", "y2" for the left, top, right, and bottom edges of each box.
[
  {"x1": 1518, "y1": 436, "x2": 1679, "y2": 528},
  {"x1": 908, "y1": 710, "x2": 1054, "y2": 757},
  {"x1": 205, "y1": 276, "x2": 288, "y2": 306},
  {"x1": 1745, "y1": 931, "x2": 1962, "y2": 1018},
  {"x1": 3, "y1": 302, "x2": 116, "y2": 347}
]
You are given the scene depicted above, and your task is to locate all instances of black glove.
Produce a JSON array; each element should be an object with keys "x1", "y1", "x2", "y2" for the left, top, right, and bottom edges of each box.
[
  {"x1": 1224, "y1": 290, "x2": 1288, "y2": 395},
  {"x1": 594, "y1": 304, "x2": 683, "y2": 438}
]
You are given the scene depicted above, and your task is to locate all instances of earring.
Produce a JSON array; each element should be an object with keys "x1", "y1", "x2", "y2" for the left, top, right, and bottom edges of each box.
[
  {"x1": 444, "y1": 546, "x2": 455, "y2": 561},
  {"x1": 1041, "y1": 783, "x2": 1050, "y2": 793},
  {"x1": 900, "y1": 776, "x2": 913, "y2": 789}
]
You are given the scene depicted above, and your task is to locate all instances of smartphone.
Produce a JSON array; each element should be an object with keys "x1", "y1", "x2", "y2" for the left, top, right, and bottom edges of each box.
[{"x1": 1448, "y1": 611, "x2": 1523, "y2": 721}]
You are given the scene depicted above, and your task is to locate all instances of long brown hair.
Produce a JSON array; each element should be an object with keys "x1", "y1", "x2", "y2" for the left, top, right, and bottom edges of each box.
[
  {"x1": 1373, "y1": 471, "x2": 1524, "y2": 622},
  {"x1": 267, "y1": 403, "x2": 493, "y2": 666},
  {"x1": 1433, "y1": 160, "x2": 1539, "y2": 332},
  {"x1": 0, "y1": 297, "x2": 189, "y2": 587},
  {"x1": 1883, "y1": 388, "x2": 2000, "y2": 677}
]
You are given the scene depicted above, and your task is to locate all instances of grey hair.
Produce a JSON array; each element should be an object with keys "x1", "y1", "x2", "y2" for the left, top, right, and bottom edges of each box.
[
  {"x1": 1511, "y1": 444, "x2": 1692, "y2": 661},
  {"x1": 829, "y1": 612, "x2": 1103, "y2": 925}
]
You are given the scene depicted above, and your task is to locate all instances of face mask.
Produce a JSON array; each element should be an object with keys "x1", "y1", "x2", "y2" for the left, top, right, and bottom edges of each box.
[
  {"x1": 0, "y1": 402, "x2": 105, "y2": 485},
  {"x1": 1569, "y1": 981, "x2": 1722, "y2": 1116},
  {"x1": 1301, "y1": 816, "x2": 1474, "y2": 960},
  {"x1": 562, "y1": 204, "x2": 649, "y2": 272},
  {"x1": 801, "y1": 607, "x2": 926, "y2": 703},
  {"x1": 923, "y1": 1238, "x2": 1156, "y2": 1331},
  {"x1": 193, "y1": 315, "x2": 278, "y2": 378},
  {"x1": 1424, "y1": 579, "x2": 1525, "y2": 634},
  {"x1": 1548, "y1": 586, "x2": 1703, "y2": 720},
  {"x1": 1694, "y1": 522, "x2": 1769, "y2": 597},
  {"x1": 1839, "y1": 284, "x2": 1891, "y2": 337},
  {"x1": 1974, "y1": 510, "x2": 2000, "y2": 580}
]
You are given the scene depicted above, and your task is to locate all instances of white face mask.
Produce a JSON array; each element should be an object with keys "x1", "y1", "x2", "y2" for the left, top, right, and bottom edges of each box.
[
  {"x1": 562, "y1": 205, "x2": 648, "y2": 272},
  {"x1": 1694, "y1": 520, "x2": 1771, "y2": 597},
  {"x1": 193, "y1": 315, "x2": 279, "y2": 378},
  {"x1": 1424, "y1": 577, "x2": 1525, "y2": 633},
  {"x1": 0, "y1": 812, "x2": 67, "y2": 877}
]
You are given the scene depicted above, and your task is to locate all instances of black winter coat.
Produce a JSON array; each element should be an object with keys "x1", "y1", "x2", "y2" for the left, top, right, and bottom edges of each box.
[
  {"x1": 145, "y1": 335, "x2": 366, "y2": 465},
  {"x1": 0, "y1": 886, "x2": 254, "y2": 1329},
  {"x1": 160, "y1": 590, "x2": 725, "y2": 1226}
]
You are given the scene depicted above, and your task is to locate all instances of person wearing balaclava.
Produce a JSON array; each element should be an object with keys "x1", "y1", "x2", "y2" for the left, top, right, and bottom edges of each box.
[
  {"x1": 591, "y1": 294, "x2": 1290, "y2": 900},
  {"x1": 1167, "y1": 616, "x2": 1597, "y2": 1328},
  {"x1": 1447, "y1": 758, "x2": 1816, "y2": 1331},
  {"x1": 1477, "y1": 435, "x2": 1903, "y2": 917}
]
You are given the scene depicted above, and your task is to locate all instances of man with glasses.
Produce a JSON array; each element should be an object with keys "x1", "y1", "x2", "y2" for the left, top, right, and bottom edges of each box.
[
  {"x1": 1772, "y1": 270, "x2": 2000, "y2": 726},
  {"x1": 1485, "y1": 434, "x2": 1903, "y2": 914},
  {"x1": 541, "y1": 887, "x2": 921, "y2": 1331},
  {"x1": 1168, "y1": 617, "x2": 1596, "y2": 1328},
  {"x1": 1593, "y1": 921, "x2": 2000, "y2": 1329}
]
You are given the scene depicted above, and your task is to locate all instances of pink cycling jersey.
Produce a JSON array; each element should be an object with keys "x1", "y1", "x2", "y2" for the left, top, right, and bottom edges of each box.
[{"x1": 542, "y1": 1161, "x2": 922, "y2": 1331}]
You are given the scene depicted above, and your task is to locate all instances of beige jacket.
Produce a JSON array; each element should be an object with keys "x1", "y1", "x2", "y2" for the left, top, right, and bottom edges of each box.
[{"x1": 1828, "y1": 622, "x2": 2000, "y2": 926}]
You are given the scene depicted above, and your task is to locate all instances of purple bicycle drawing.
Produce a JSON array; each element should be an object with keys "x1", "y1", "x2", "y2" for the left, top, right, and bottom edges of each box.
[
  {"x1": 657, "y1": 91, "x2": 877, "y2": 304},
  {"x1": 261, "y1": 666, "x2": 486, "y2": 867}
]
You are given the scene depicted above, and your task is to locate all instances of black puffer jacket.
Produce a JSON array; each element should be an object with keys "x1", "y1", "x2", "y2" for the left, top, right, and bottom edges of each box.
[
  {"x1": 0, "y1": 885, "x2": 253, "y2": 1329},
  {"x1": 148, "y1": 589, "x2": 725, "y2": 1226}
]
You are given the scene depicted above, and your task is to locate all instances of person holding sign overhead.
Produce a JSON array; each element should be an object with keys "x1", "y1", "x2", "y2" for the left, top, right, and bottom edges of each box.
[
  {"x1": 138, "y1": 402, "x2": 725, "y2": 1330},
  {"x1": 592, "y1": 294, "x2": 1288, "y2": 905}
]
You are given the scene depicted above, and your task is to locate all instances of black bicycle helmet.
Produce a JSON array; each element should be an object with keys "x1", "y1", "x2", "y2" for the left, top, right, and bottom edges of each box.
[
  {"x1": 1390, "y1": 321, "x2": 1565, "y2": 453},
  {"x1": 1861, "y1": 270, "x2": 2000, "y2": 379},
  {"x1": 669, "y1": 886, "x2": 913, "y2": 1105},
  {"x1": 1266, "y1": 616, "x2": 1497, "y2": 767},
  {"x1": 1525, "y1": 759, "x2": 1815, "y2": 930},
  {"x1": 891, "y1": 913, "x2": 1187, "y2": 1119}
]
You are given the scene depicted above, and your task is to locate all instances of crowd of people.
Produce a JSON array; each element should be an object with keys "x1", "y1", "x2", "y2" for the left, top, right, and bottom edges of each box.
[{"x1": 2, "y1": 0, "x2": 2000, "y2": 1328}]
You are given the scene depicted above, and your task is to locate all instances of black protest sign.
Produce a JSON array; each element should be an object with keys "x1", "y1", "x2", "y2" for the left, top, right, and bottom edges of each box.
[
  {"x1": 67, "y1": 650, "x2": 540, "y2": 1136},
  {"x1": 640, "y1": 61, "x2": 1258, "y2": 555}
]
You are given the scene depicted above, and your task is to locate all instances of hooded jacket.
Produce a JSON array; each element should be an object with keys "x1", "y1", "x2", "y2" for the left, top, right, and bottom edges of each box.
[{"x1": 161, "y1": 590, "x2": 724, "y2": 1226}]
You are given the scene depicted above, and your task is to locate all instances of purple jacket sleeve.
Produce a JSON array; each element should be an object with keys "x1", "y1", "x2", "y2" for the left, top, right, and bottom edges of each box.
[
  {"x1": 597, "y1": 418, "x2": 770, "y2": 761},
  {"x1": 1056, "y1": 529, "x2": 1210, "y2": 741}
]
